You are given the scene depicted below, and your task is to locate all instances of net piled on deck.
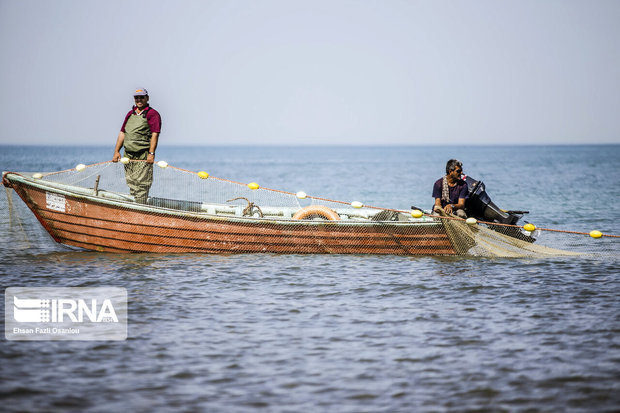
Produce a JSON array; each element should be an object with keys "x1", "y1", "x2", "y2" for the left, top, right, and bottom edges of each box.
[{"x1": 4, "y1": 161, "x2": 618, "y2": 257}]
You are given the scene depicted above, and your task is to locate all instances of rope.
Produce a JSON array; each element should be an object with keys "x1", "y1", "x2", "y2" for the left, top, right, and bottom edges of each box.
[
  {"x1": 45, "y1": 160, "x2": 113, "y2": 177},
  {"x1": 98, "y1": 161, "x2": 620, "y2": 239}
]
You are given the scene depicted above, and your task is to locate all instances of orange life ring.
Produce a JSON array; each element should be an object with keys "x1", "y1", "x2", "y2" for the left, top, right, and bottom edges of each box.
[{"x1": 292, "y1": 205, "x2": 340, "y2": 221}]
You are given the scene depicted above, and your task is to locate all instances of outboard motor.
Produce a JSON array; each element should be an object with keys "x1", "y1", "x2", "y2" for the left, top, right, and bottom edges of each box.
[
  {"x1": 464, "y1": 176, "x2": 535, "y2": 242},
  {"x1": 464, "y1": 176, "x2": 520, "y2": 225}
]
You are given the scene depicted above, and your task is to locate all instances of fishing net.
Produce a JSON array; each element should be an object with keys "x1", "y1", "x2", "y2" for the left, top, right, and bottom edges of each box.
[
  {"x1": 2, "y1": 161, "x2": 618, "y2": 257},
  {"x1": 439, "y1": 212, "x2": 582, "y2": 257}
]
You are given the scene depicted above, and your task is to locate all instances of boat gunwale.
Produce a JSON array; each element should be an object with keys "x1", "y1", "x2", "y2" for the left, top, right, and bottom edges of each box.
[{"x1": 4, "y1": 172, "x2": 442, "y2": 228}]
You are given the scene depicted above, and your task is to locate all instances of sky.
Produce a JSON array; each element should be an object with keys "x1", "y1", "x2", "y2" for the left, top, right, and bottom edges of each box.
[{"x1": 1, "y1": 0, "x2": 619, "y2": 146}]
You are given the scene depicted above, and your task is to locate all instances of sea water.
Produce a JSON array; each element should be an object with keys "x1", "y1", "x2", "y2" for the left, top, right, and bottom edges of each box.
[{"x1": 1, "y1": 145, "x2": 619, "y2": 412}]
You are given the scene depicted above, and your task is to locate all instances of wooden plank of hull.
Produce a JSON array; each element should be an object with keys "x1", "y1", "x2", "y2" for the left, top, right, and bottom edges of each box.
[
  {"x1": 11, "y1": 183, "x2": 457, "y2": 255},
  {"x1": 38, "y1": 208, "x2": 453, "y2": 247},
  {"x1": 46, "y1": 218, "x2": 456, "y2": 255},
  {"x1": 42, "y1": 209, "x2": 455, "y2": 255}
]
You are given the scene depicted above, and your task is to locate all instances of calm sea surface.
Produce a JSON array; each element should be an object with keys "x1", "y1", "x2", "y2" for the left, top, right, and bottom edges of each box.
[{"x1": 1, "y1": 145, "x2": 619, "y2": 412}]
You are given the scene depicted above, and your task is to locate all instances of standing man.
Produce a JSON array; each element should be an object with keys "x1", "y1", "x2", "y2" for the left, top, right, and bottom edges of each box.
[
  {"x1": 112, "y1": 88, "x2": 162, "y2": 203},
  {"x1": 432, "y1": 159, "x2": 468, "y2": 218}
]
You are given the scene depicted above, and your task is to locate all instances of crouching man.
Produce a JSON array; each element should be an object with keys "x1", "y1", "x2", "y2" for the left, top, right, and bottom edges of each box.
[{"x1": 432, "y1": 159, "x2": 468, "y2": 218}]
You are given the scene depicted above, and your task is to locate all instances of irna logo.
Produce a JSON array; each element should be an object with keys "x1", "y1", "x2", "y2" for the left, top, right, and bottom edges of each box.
[
  {"x1": 13, "y1": 296, "x2": 119, "y2": 323},
  {"x1": 5, "y1": 287, "x2": 127, "y2": 341}
]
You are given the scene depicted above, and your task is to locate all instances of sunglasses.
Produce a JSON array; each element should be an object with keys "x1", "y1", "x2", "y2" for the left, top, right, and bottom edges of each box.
[{"x1": 134, "y1": 96, "x2": 147, "y2": 100}]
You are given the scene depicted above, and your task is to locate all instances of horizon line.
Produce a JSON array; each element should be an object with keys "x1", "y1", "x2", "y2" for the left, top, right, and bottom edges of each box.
[{"x1": 1, "y1": 142, "x2": 618, "y2": 147}]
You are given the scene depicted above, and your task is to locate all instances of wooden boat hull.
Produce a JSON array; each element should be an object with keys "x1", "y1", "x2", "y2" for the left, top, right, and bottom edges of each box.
[{"x1": 4, "y1": 173, "x2": 456, "y2": 255}]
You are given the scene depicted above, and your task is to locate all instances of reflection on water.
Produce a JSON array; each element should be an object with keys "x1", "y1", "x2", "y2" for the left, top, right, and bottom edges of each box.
[{"x1": 2, "y1": 244, "x2": 618, "y2": 411}]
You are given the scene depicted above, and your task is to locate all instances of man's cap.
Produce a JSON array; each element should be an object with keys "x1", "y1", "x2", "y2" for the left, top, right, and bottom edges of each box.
[{"x1": 133, "y1": 88, "x2": 148, "y2": 96}]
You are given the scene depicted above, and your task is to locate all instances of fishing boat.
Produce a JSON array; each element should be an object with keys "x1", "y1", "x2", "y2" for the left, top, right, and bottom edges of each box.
[{"x1": 2, "y1": 161, "x2": 544, "y2": 256}]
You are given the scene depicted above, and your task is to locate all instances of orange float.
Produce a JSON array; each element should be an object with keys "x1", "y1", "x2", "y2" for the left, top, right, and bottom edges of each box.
[{"x1": 292, "y1": 205, "x2": 341, "y2": 221}]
